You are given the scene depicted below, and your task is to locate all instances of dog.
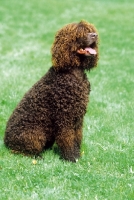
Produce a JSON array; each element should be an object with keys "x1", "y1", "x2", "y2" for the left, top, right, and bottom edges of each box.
[{"x1": 4, "y1": 20, "x2": 99, "y2": 162}]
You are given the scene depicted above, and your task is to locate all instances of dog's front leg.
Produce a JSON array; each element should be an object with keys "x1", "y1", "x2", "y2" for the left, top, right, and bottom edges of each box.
[{"x1": 55, "y1": 128, "x2": 81, "y2": 162}]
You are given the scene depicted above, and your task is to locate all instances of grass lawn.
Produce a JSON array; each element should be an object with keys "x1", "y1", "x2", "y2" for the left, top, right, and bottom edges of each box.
[{"x1": 0, "y1": 0, "x2": 134, "y2": 199}]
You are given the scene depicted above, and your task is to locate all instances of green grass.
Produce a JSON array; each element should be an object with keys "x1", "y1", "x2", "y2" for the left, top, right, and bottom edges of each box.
[{"x1": 0, "y1": 0, "x2": 134, "y2": 199}]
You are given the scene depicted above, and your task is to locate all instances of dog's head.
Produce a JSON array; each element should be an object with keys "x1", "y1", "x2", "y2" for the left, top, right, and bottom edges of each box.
[{"x1": 51, "y1": 20, "x2": 99, "y2": 71}]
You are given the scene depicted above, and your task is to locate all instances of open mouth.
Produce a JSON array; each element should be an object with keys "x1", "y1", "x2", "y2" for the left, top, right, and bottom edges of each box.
[
  {"x1": 77, "y1": 42, "x2": 97, "y2": 56},
  {"x1": 85, "y1": 46, "x2": 96, "y2": 55}
]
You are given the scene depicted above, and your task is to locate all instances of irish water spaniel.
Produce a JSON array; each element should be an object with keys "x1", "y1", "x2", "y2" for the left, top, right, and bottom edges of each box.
[{"x1": 4, "y1": 20, "x2": 99, "y2": 162}]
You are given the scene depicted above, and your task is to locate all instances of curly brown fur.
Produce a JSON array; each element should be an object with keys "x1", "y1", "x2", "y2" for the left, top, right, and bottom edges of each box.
[{"x1": 4, "y1": 20, "x2": 99, "y2": 162}]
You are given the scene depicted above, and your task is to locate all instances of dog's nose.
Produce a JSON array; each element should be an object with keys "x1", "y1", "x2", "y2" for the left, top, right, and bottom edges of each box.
[{"x1": 89, "y1": 33, "x2": 98, "y2": 38}]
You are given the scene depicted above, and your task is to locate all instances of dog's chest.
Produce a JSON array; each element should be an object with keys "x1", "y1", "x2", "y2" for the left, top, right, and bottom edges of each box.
[{"x1": 48, "y1": 70, "x2": 90, "y2": 116}]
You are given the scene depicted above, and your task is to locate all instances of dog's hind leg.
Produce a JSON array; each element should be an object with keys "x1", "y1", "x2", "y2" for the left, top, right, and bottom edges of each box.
[{"x1": 4, "y1": 127, "x2": 47, "y2": 156}]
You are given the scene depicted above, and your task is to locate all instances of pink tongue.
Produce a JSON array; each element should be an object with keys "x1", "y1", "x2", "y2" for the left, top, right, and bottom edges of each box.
[{"x1": 85, "y1": 47, "x2": 96, "y2": 55}]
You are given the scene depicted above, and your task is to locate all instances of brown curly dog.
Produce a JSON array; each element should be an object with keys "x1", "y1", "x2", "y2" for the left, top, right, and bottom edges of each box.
[{"x1": 4, "y1": 20, "x2": 99, "y2": 162}]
